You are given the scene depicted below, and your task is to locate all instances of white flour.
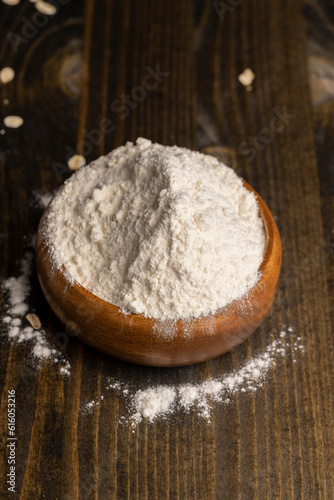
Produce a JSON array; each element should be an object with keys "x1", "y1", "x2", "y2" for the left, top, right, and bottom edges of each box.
[
  {"x1": 132, "y1": 387, "x2": 176, "y2": 422},
  {"x1": 33, "y1": 190, "x2": 53, "y2": 209},
  {"x1": 3, "y1": 253, "x2": 55, "y2": 359},
  {"x1": 4, "y1": 253, "x2": 32, "y2": 317},
  {"x1": 2, "y1": 251, "x2": 70, "y2": 372},
  {"x1": 128, "y1": 331, "x2": 303, "y2": 425},
  {"x1": 79, "y1": 328, "x2": 304, "y2": 426},
  {"x1": 45, "y1": 138, "x2": 266, "y2": 320}
]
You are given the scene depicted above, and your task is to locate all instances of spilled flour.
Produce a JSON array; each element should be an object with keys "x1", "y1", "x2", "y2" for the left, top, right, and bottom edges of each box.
[
  {"x1": 1, "y1": 249, "x2": 70, "y2": 373},
  {"x1": 2, "y1": 252, "x2": 54, "y2": 359},
  {"x1": 130, "y1": 333, "x2": 303, "y2": 425},
  {"x1": 33, "y1": 190, "x2": 54, "y2": 209},
  {"x1": 80, "y1": 330, "x2": 304, "y2": 427}
]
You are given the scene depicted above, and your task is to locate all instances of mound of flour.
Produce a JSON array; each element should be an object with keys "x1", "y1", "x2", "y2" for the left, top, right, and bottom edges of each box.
[{"x1": 45, "y1": 138, "x2": 266, "y2": 320}]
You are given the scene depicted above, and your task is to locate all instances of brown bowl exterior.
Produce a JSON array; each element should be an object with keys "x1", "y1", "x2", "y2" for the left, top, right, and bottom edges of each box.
[{"x1": 35, "y1": 181, "x2": 281, "y2": 367}]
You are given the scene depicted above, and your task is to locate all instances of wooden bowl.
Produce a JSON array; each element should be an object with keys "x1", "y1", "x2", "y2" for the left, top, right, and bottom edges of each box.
[{"x1": 35, "y1": 181, "x2": 281, "y2": 367}]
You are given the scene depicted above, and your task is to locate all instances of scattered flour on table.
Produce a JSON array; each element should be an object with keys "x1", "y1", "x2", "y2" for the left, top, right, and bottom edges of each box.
[
  {"x1": 1, "y1": 252, "x2": 70, "y2": 373},
  {"x1": 131, "y1": 387, "x2": 176, "y2": 422},
  {"x1": 127, "y1": 334, "x2": 304, "y2": 426},
  {"x1": 79, "y1": 331, "x2": 304, "y2": 427},
  {"x1": 1, "y1": 191, "x2": 69, "y2": 372},
  {"x1": 33, "y1": 190, "x2": 54, "y2": 209},
  {"x1": 45, "y1": 138, "x2": 266, "y2": 321}
]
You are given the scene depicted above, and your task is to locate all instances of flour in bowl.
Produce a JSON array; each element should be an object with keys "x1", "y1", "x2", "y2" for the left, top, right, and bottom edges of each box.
[{"x1": 44, "y1": 138, "x2": 266, "y2": 320}]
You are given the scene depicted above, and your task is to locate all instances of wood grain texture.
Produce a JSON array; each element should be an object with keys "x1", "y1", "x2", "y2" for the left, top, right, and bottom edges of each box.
[{"x1": 0, "y1": 0, "x2": 334, "y2": 499}]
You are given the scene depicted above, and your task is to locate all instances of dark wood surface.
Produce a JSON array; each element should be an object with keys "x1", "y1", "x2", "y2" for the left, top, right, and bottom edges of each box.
[{"x1": 1, "y1": 0, "x2": 334, "y2": 498}]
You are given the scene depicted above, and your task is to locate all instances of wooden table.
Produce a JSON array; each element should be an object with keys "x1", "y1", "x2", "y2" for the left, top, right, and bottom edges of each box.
[{"x1": 1, "y1": 0, "x2": 334, "y2": 498}]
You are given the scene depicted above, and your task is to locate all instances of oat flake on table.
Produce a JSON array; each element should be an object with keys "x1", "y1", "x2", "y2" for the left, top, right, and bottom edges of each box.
[
  {"x1": 67, "y1": 154, "x2": 86, "y2": 171},
  {"x1": 4, "y1": 115, "x2": 23, "y2": 128},
  {"x1": 2, "y1": 0, "x2": 20, "y2": 5},
  {"x1": 238, "y1": 68, "x2": 255, "y2": 90},
  {"x1": 0, "y1": 67, "x2": 15, "y2": 84},
  {"x1": 35, "y1": 0, "x2": 57, "y2": 15}
]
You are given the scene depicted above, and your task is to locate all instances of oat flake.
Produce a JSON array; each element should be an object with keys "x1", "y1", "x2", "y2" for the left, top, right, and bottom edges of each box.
[
  {"x1": 26, "y1": 313, "x2": 42, "y2": 330},
  {"x1": 35, "y1": 0, "x2": 57, "y2": 15},
  {"x1": 0, "y1": 67, "x2": 15, "y2": 84},
  {"x1": 67, "y1": 154, "x2": 86, "y2": 171},
  {"x1": 2, "y1": 0, "x2": 20, "y2": 5},
  {"x1": 238, "y1": 68, "x2": 255, "y2": 90},
  {"x1": 4, "y1": 115, "x2": 23, "y2": 129}
]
